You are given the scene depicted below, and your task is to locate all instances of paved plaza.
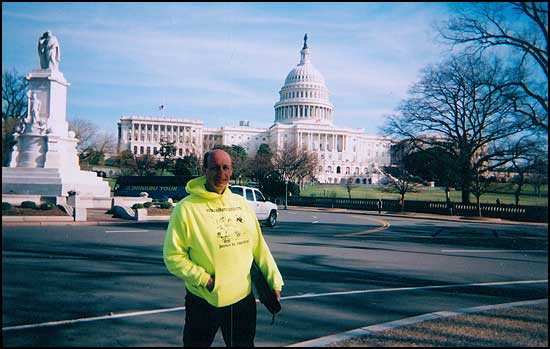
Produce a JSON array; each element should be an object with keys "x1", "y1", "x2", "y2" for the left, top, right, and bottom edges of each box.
[{"x1": 3, "y1": 208, "x2": 547, "y2": 346}]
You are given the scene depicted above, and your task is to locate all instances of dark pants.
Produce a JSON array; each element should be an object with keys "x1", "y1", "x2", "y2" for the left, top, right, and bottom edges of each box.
[{"x1": 183, "y1": 290, "x2": 257, "y2": 347}]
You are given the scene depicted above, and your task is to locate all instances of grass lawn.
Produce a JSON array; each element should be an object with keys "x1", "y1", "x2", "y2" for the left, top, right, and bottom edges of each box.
[{"x1": 301, "y1": 184, "x2": 548, "y2": 207}]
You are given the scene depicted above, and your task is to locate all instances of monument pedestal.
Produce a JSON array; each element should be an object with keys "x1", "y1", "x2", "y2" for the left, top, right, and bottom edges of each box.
[{"x1": 2, "y1": 167, "x2": 110, "y2": 198}]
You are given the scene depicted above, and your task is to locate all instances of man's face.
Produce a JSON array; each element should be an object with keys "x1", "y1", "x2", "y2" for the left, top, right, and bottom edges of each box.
[{"x1": 205, "y1": 150, "x2": 233, "y2": 194}]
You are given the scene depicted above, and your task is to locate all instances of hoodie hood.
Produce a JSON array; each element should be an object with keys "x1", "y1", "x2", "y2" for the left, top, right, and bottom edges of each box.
[{"x1": 185, "y1": 176, "x2": 232, "y2": 201}]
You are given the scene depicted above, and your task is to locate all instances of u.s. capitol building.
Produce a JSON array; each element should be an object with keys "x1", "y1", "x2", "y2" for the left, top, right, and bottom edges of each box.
[{"x1": 117, "y1": 35, "x2": 392, "y2": 185}]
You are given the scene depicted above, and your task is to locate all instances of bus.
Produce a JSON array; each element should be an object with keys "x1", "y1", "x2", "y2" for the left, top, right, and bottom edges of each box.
[{"x1": 113, "y1": 175, "x2": 197, "y2": 201}]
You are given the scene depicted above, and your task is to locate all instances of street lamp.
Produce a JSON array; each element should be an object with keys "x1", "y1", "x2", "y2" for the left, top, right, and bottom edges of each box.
[{"x1": 284, "y1": 177, "x2": 288, "y2": 210}]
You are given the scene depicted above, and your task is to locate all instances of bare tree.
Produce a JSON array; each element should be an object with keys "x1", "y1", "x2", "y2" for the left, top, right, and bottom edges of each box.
[
  {"x1": 382, "y1": 165, "x2": 418, "y2": 213},
  {"x1": 2, "y1": 69, "x2": 28, "y2": 121},
  {"x1": 94, "y1": 130, "x2": 116, "y2": 155},
  {"x1": 271, "y1": 143, "x2": 318, "y2": 209},
  {"x1": 528, "y1": 151, "x2": 548, "y2": 197},
  {"x1": 68, "y1": 117, "x2": 116, "y2": 166},
  {"x1": 68, "y1": 117, "x2": 99, "y2": 154},
  {"x1": 509, "y1": 137, "x2": 547, "y2": 206},
  {"x1": 2, "y1": 69, "x2": 28, "y2": 166},
  {"x1": 295, "y1": 151, "x2": 319, "y2": 190},
  {"x1": 470, "y1": 171, "x2": 493, "y2": 216},
  {"x1": 384, "y1": 54, "x2": 528, "y2": 203},
  {"x1": 439, "y1": 2, "x2": 548, "y2": 132}
]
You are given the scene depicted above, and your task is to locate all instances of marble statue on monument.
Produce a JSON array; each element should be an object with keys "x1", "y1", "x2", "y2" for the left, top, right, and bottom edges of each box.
[
  {"x1": 38, "y1": 30, "x2": 61, "y2": 71},
  {"x1": 2, "y1": 31, "x2": 111, "y2": 205}
]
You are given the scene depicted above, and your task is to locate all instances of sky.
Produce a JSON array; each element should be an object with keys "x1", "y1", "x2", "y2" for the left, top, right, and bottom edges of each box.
[{"x1": 2, "y1": 2, "x2": 459, "y2": 137}]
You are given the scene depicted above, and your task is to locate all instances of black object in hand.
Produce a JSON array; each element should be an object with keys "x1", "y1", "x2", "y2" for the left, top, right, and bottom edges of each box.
[{"x1": 250, "y1": 261, "x2": 281, "y2": 323}]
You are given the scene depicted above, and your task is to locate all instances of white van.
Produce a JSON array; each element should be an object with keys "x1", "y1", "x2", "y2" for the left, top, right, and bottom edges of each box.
[{"x1": 229, "y1": 185, "x2": 278, "y2": 227}]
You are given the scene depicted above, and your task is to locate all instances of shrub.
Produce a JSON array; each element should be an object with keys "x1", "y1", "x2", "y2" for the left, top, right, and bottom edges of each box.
[
  {"x1": 159, "y1": 201, "x2": 173, "y2": 209},
  {"x1": 132, "y1": 203, "x2": 144, "y2": 209},
  {"x1": 40, "y1": 202, "x2": 54, "y2": 210},
  {"x1": 2, "y1": 202, "x2": 12, "y2": 211},
  {"x1": 21, "y1": 201, "x2": 38, "y2": 209},
  {"x1": 144, "y1": 202, "x2": 154, "y2": 208}
]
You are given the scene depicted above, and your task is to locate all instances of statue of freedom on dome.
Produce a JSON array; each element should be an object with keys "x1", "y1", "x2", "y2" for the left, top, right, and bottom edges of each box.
[{"x1": 303, "y1": 33, "x2": 308, "y2": 49}]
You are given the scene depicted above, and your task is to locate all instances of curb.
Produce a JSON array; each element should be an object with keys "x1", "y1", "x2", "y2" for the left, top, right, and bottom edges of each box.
[
  {"x1": 1, "y1": 220, "x2": 143, "y2": 227},
  {"x1": 2, "y1": 216, "x2": 73, "y2": 222},
  {"x1": 286, "y1": 298, "x2": 548, "y2": 347}
]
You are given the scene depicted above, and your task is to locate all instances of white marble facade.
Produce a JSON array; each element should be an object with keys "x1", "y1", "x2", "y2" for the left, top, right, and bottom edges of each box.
[{"x1": 117, "y1": 35, "x2": 392, "y2": 184}]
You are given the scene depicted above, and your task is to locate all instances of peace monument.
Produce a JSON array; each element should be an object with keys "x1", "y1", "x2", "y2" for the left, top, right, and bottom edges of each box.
[{"x1": 2, "y1": 31, "x2": 111, "y2": 202}]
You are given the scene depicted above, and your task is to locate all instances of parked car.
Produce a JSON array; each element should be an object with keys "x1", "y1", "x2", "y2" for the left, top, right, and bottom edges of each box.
[{"x1": 229, "y1": 185, "x2": 278, "y2": 227}]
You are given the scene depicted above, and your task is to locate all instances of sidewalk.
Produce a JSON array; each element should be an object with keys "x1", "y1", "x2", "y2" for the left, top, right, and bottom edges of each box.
[
  {"x1": 289, "y1": 299, "x2": 548, "y2": 347},
  {"x1": 2, "y1": 208, "x2": 145, "y2": 226}
]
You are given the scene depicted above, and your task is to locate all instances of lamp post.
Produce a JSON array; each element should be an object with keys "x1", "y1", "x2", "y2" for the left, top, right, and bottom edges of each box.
[{"x1": 284, "y1": 179, "x2": 288, "y2": 210}]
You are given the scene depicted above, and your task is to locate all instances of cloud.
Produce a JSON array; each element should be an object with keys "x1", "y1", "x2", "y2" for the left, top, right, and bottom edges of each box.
[{"x1": 3, "y1": 2, "x2": 452, "y2": 135}]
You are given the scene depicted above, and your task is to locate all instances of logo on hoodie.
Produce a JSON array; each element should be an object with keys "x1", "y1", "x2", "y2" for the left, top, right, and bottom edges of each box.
[{"x1": 214, "y1": 213, "x2": 249, "y2": 250}]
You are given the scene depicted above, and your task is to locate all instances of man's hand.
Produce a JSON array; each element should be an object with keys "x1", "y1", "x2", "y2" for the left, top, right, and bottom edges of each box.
[
  {"x1": 206, "y1": 276, "x2": 215, "y2": 291},
  {"x1": 274, "y1": 289, "x2": 281, "y2": 301}
]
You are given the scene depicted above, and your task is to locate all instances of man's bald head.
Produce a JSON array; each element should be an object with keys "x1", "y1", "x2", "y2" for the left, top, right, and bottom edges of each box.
[{"x1": 203, "y1": 150, "x2": 233, "y2": 194}]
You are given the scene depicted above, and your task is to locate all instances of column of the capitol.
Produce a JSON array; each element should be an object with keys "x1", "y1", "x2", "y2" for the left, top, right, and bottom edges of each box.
[{"x1": 2, "y1": 31, "x2": 111, "y2": 208}]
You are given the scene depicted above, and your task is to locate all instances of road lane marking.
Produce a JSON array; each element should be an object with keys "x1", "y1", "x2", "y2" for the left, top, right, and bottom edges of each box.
[
  {"x1": 442, "y1": 249, "x2": 547, "y2": 253},
  {"x1": 2, "y1": 307, "x2": 185, "y2": 332},
  {"x1": 104, "y1": 229, "x2": 149, "y2": 233},
  {"x1": 280, "y1": 279, "x2": 548, "y2": 300},
  {"x1": 3, "y1": 279, "x2": 546, "y2": 332},
  {"x1": 335, "y1": 216, "x2": 390, "y2": 236}
]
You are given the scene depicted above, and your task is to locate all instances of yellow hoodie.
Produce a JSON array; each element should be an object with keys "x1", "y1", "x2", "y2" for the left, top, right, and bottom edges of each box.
[{"x1": 163, "y1": 176, "x2": 284, "y2": 307}]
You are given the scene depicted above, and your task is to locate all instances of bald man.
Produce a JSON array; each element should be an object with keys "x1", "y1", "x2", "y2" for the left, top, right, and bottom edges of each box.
[{"x1": 164, "y1": 149, "x2": 284, "y2": 347}]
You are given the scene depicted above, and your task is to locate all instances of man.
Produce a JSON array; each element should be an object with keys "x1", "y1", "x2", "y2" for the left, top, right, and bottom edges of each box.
[{"x1": 163, "y1": 149, "x2": 284, "y2": 347}]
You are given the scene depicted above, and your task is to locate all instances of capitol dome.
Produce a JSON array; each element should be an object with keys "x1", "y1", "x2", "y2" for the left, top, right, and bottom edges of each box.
[
  {"x1": 274, "y1": 34, "x2": 334, "y2": 126},
  {"x1": 284, "y1": 58, "x2": 326, "y2": 86}
]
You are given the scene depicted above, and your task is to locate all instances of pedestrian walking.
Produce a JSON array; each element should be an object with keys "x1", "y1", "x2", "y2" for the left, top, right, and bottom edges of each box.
[{"x1": 163, "y1": 149, "x2": 284, "y2": 347}]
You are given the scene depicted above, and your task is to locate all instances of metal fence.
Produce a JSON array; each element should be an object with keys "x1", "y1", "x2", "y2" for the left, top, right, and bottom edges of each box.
[{"x1": 285, "y1": 196, "x2": 548, "y2": 223}]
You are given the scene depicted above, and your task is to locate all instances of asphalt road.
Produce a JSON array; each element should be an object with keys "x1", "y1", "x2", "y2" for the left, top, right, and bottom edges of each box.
[{"x1": 2, "y1": 209, "x2": 548, "y2": 346}]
